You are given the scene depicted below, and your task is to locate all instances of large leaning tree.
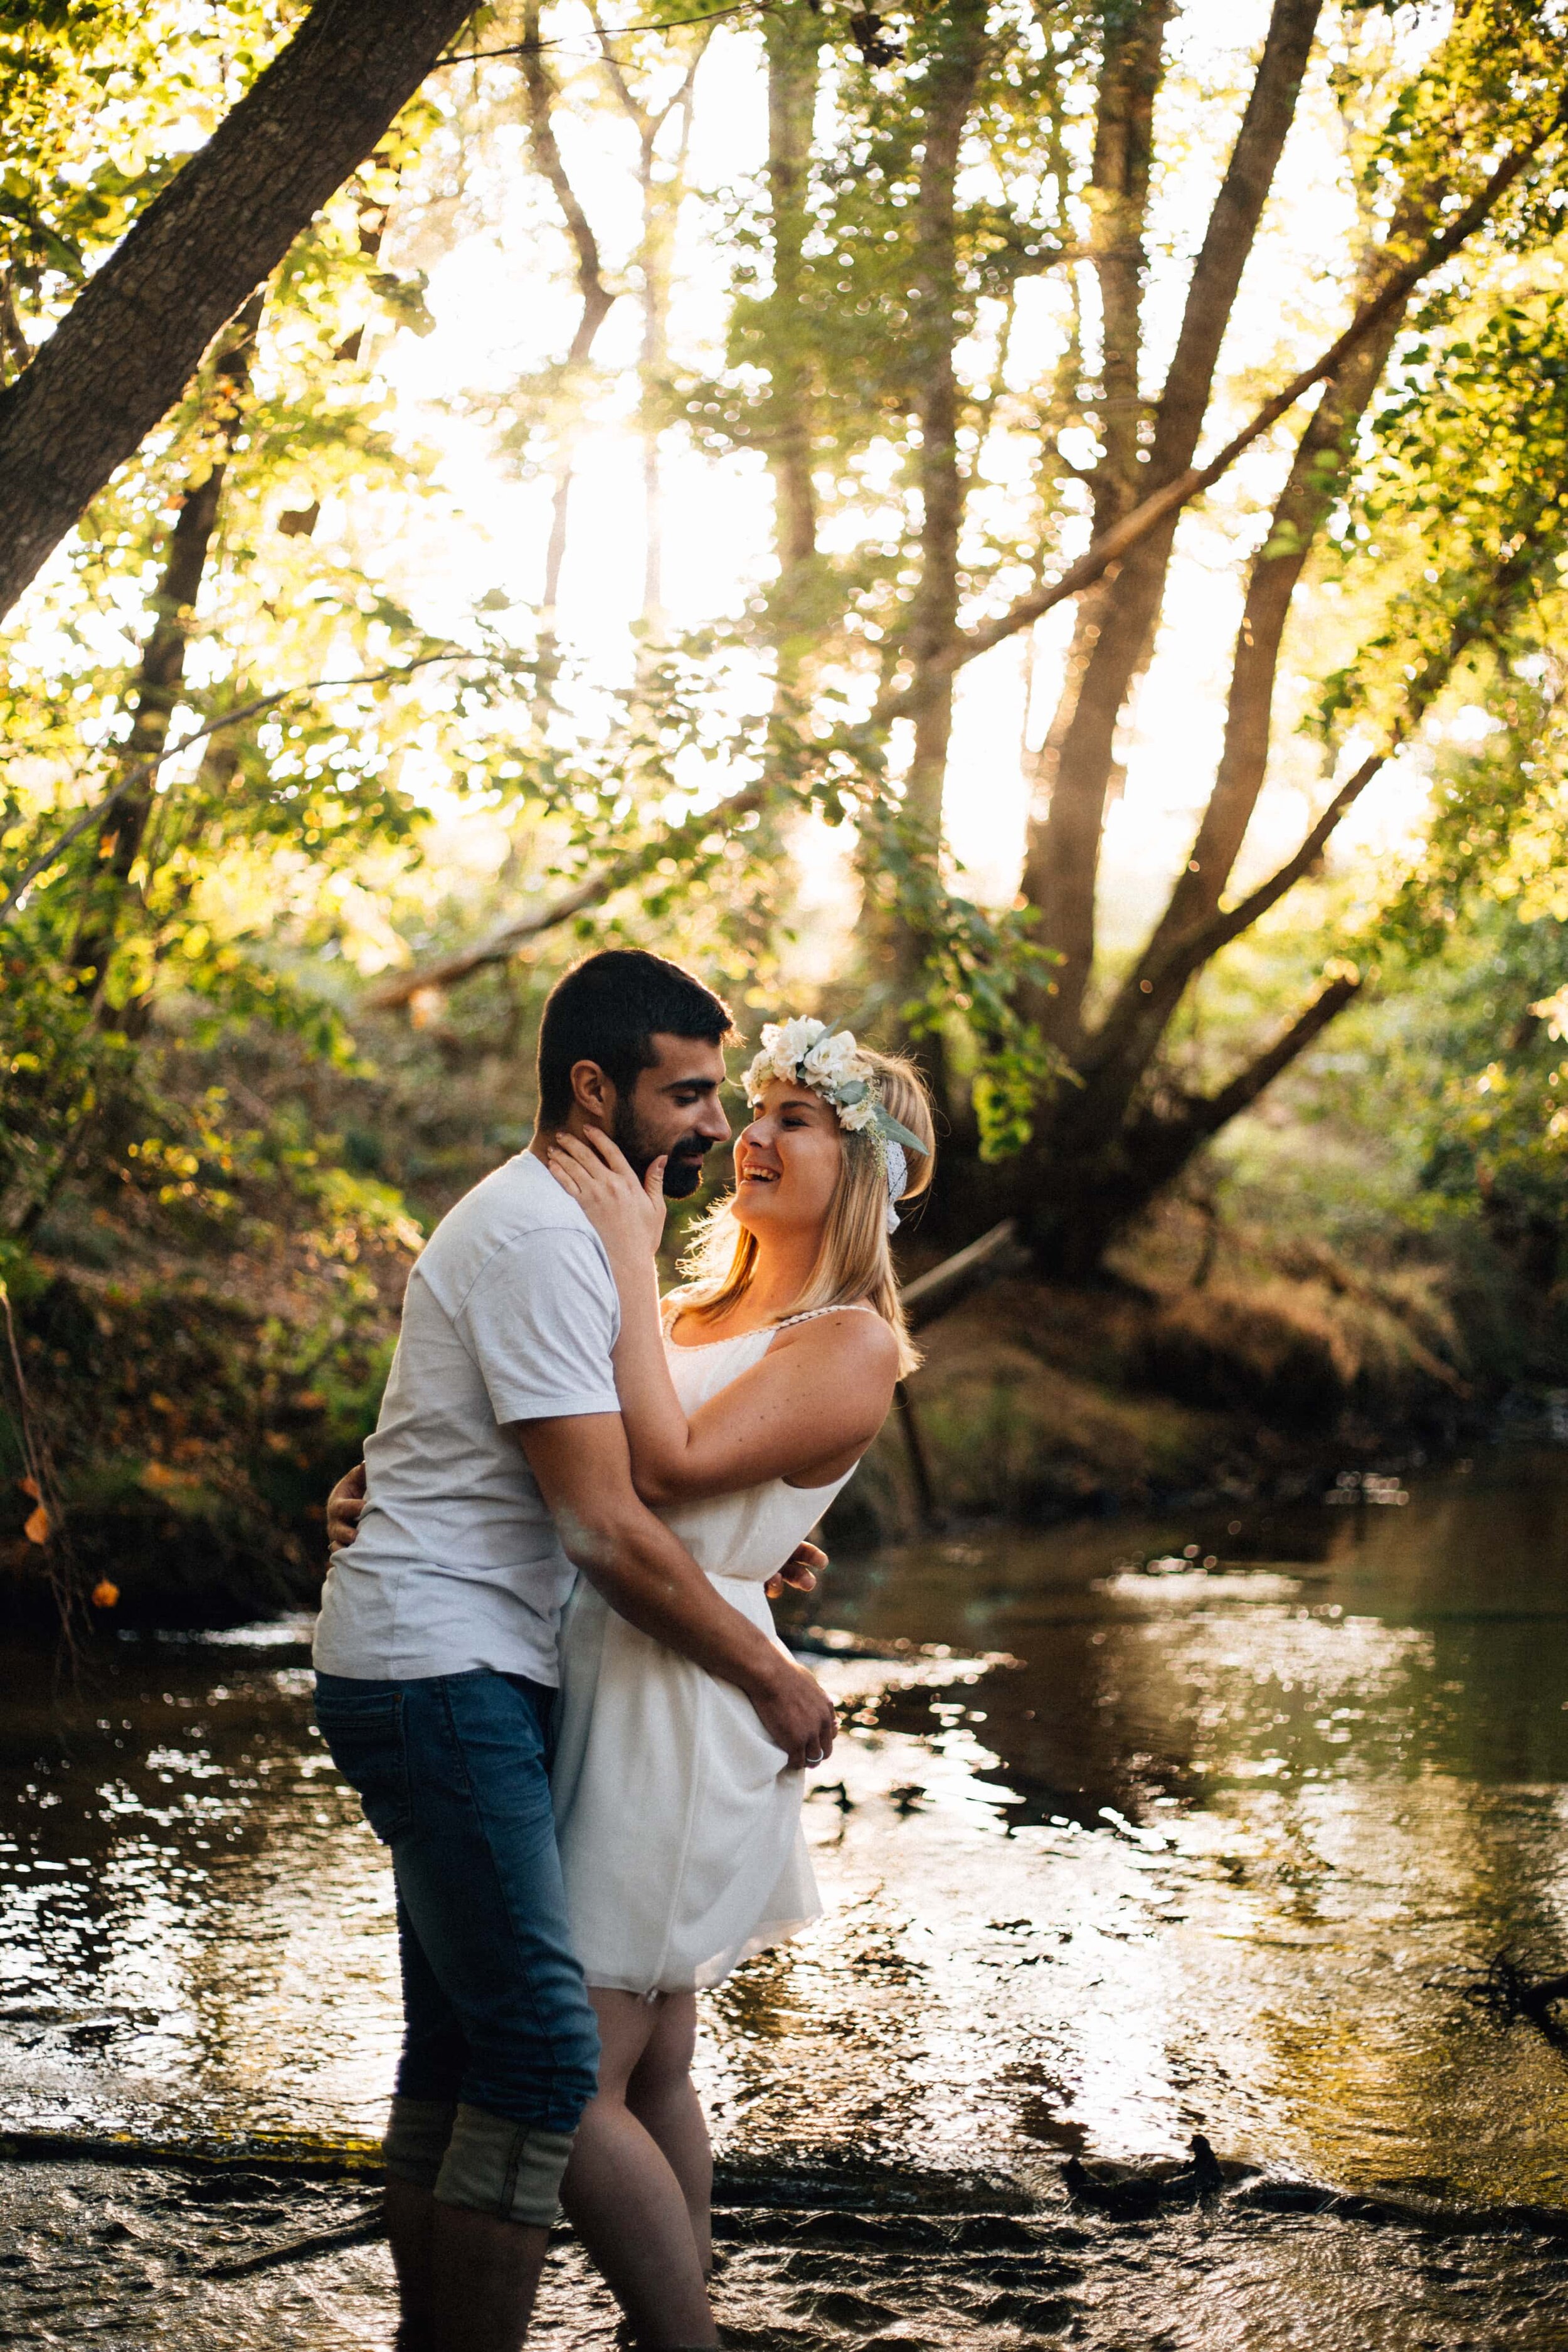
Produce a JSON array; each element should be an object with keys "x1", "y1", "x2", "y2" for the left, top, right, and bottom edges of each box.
[
  {"x1": 378, "y1": 0, "x2": 1568, "y2": 1276},
  {"x1": 0, "y1": 0, "x2": 479, "y2": 622}
]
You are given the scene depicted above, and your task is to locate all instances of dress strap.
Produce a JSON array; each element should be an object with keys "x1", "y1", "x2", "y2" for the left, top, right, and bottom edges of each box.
[{"x1": 775, "y1": 1301, "x2": 879, "y2": 1330}]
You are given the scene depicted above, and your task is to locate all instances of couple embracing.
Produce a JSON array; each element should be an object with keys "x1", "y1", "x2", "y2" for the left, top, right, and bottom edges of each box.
[{"x1": 313, "y1": 949, "x2": 936, "y2": 2351}]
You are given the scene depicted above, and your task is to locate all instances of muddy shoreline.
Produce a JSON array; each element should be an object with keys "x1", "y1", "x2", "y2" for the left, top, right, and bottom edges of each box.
[{"x1": 6, "y1": 2140, "x2": 1568, "y2": 2350}]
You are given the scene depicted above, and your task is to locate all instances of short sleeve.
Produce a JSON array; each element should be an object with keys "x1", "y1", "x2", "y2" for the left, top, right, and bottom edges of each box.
[{"x1": 455, "y1": 1228, "x2": 622, "y2": 1426}]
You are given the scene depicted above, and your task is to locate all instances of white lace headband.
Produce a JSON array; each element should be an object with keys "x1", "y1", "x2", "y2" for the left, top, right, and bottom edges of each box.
[
  {"x1": 882, "y1": 1141, "x2": 909, "y2": 1235},
  {"x1": 742, "y1": 1017, "x2": 926, "y2": 1232}
]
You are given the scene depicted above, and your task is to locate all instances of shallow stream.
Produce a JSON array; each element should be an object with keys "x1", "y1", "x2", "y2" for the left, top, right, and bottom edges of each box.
[{"x1": 4, "y1": 1449, "x2": 1568, "y2": 2344}]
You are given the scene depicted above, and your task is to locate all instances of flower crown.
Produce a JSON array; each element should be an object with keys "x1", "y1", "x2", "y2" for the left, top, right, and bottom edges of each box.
[{"x1": 741, "y1": 1018, "x2": 927, "y2": 1157}]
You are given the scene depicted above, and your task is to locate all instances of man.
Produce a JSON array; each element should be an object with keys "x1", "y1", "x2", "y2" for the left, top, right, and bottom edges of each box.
[{"x1": 314, "y1": 950, "x2": 836, "y2": 2352}]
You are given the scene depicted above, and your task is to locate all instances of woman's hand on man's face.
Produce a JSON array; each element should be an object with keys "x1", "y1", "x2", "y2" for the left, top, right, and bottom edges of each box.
[{"x1": 546, "y1": 1128, "x2": 667, "y2": 1263}]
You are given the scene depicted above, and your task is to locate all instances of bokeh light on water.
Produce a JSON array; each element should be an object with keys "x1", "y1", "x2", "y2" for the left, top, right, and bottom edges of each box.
[{"x1": 3, "y1": 1451, "x2": 1568, "y2": 2217}]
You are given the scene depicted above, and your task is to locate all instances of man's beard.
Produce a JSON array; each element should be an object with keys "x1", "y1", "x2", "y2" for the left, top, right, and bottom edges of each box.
[{"x1": 611, "y1": 1103, "x2": 711, "y2": 1199}]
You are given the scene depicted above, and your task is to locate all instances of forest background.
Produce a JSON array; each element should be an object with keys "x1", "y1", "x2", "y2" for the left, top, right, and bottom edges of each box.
[{"x1": 6, "y1": 0, "x2": 1568, "y2": 1629}]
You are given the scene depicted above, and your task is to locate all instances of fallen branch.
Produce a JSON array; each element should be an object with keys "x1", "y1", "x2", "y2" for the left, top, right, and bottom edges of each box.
[{"x1": 902, "y1": 1218, "x2": 1024, "y2": 1333}]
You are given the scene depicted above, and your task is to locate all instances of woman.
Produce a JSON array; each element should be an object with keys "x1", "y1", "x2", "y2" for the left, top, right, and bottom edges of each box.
[{"x1": 543, "y1": 1017, "x2": 935, "y2": 2346}]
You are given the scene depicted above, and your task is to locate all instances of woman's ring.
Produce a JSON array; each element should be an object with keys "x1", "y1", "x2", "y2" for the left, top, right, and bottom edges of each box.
[{"x1": 805, "y1": 1749, "x2": 824, "y2": 1765}]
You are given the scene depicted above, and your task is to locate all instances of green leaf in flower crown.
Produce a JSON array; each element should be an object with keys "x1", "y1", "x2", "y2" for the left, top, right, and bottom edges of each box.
[
  {"x1": 835, "y1": 1077, "x2": 869, "y2": 1103},
  {"x1": 872, "y1": 1106, "x2": 929, "y2": 1154}
]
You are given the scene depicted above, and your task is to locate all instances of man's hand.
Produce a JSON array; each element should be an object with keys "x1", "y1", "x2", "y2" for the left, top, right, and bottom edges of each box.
[
  {"x1": 765, "y1": 1539, "x2": 826, "y2": 1602},
  {"x1": 752, "y1": 1650, "x2": 838, "y2": 1771},
  {"x1": 326, "y1": 1460, "x2": 366, "y2": 1552},
  {"x1": 519, "y1": 1414, "x2": 838, "y2": 1769}
]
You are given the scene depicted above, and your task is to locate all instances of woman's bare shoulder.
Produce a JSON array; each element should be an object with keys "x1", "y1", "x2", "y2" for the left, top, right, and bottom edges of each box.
[{"x1": 775, "y1": 1306, "x2": 900, "y2": 1375}]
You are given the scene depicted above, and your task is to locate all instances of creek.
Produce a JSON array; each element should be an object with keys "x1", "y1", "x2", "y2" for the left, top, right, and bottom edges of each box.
[{"x1": 3, "y1": 1448, "x2": 1567, "y2": 2345}]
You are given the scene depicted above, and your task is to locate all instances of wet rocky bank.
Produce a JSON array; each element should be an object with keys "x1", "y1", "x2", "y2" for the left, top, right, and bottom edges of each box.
[{"x1": 4, "y1": 2141, "x2": 1568, "y2": 2351}]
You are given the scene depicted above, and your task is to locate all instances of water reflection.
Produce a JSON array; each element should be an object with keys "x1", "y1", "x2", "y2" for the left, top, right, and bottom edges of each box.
[{"x1": 2, "y1": 1455, "x2": 1567, "y2": 2214}]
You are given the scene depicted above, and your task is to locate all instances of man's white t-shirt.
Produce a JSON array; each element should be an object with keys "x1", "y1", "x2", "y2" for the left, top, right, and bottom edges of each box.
[{"x1": 312, "y1": 1153, "x2": 621, "y2": 1685}]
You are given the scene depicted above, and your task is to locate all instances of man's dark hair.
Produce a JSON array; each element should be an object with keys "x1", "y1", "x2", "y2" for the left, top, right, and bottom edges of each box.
[{"x1": 536, "y1": 950, "x2": 733, "y2": 1124}]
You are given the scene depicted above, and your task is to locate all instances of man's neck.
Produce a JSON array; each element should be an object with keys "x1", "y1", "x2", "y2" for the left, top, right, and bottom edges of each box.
[{"x1": 529, "y1": 1113, "x2": 597, "y2": 1164}]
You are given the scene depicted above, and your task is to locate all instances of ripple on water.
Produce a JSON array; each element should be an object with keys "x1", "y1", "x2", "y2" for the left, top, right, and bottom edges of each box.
[{"x1": 3, "y1": 1453, "x2": 1568, "y2": 2344}]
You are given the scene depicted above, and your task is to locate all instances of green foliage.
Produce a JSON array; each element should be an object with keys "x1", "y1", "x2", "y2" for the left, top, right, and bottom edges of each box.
[{"x1": 0, "y1": 4, "x2": 303, "y2": 355}]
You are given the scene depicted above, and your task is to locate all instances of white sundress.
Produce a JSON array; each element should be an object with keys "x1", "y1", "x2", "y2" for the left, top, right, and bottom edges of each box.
[{"x1": 551, "y1": 1308, "x2": 867, "y2": 1996}]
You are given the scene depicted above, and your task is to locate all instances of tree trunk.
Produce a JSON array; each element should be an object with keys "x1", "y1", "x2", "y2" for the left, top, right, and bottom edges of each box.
[
  {"x1": 1015, "y1": 0, "x2": 1170, "y2": 1047},
  {"x1": 593, "y1": 18, "x2": 709, "y2": 641},
  {"x1": 70, "y1": 294, "x2": 265, "y2": 1005},
  {"x1": 1021, "y1": 0, "x2": 1322, "y2": 1050},
  {"x1": 1017, "y1": 514, "x2": 1554, "y2": 1274},
  {"x1": 874, "y1": 0, "x2": 989, "y2": 1017},
  {"x1": 1022, "y1": 969, "x2": 1364, "y2": 1278},
  {"x1": 762, "y1": 0, "x2": 822, "y2": 632},
  {"x1": 0, "y1": 0, "x2": 477, "y2": 622},
  {"x1": 521, "y1": 0, "x2": 616, "y2": 661}
]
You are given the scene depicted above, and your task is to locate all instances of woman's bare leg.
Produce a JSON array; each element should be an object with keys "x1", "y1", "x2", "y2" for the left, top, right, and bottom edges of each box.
[
  {"x1": 559, "y1": 1989, "x2": 716, "y2": 2347},
  {"x1": 625, "y1": 1993, "x2": 712, "y2": 2275}
]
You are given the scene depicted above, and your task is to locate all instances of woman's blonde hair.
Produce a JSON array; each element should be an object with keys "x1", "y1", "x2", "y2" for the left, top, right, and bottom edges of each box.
[{"x1": 674, "y1": 1048, "x2": 937, "y2": 1375}]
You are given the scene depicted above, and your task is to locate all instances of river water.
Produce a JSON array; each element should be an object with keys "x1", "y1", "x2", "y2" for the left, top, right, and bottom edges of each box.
[{"x1": 3, "y1": 1451, "x2": 1568, "y2": 2344}]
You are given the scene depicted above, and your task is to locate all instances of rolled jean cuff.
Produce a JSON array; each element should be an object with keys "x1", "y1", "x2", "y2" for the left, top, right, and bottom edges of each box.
[
  {"x1": 433, "y1": 2100, "x2": 575, "y2": 2227},
  {"x1": 383, "y1": 2095, "x2": 457, "y2": 2190}
]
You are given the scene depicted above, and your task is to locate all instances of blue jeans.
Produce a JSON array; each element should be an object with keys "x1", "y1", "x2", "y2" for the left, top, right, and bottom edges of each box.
[{"x1": 314, "y1": 1668, "x2": 600, "y2": 2149}]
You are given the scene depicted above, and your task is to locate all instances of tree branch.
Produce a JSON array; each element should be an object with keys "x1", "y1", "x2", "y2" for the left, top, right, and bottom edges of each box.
[
  {"x1": 901, "y1": 1218, "x2": 1025, "y2": 1332},
  {"x1": 522, "y1": 2, "x2": 617, "y2": 367},
  {"x1": 0, "y1": 0, "x2": 478, "y2": 622},
  {"x1": 908, "y1": 107, "x2": 1565, "y2": 697},
  {"x1": 364, "y1": 781, "x2": 767, "y2": 1008},
  {"x1": 1, "y1": 653, "x2": 472, "y2": 926},
  {"x1": 1164, "y1": 968, "x2": 1364, "y2": 1147},
  {"x1": 1145, "y1": 0, "x2": 1324, "y2": 490},
  {"x1": 1083, "y1": 512, "x2": 1559, "y2": 1106}
]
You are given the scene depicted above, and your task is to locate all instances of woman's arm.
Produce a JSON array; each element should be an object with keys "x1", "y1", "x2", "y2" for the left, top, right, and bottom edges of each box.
[
  {"x1": 643, "y1": 1311, "x2": 898, "y2": 1504},
  {"x1": 546, "y1": 1130, "x2": 899, "y2": 1505}
]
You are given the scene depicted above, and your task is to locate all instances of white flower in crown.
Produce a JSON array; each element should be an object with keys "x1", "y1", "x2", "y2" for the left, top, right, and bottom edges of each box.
[
  {"x1": 749, "y1": 1016, "x2": 825, "y2": 1094},
  {"x1": 802, "y1": 1028, "x2": 862, "y2": 1088},
  {"x1": 741, "y1": 1012, "x2": 926, "y2": 1162}
]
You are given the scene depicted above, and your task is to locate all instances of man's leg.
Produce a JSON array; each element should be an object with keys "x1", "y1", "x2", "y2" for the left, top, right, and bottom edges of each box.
[
  {"x1": 314, "y1": 1678, "x2": 464, "y2": 2352},
  {"x1": 386, "y1": 2180, "x2": 438, "y2": 2350},
  {"x1": 430, "y1": 2208, "x2": 551, "y2": 2352},
  {"x1": 392, "y1": 1671, "x2": 600, "y2": 2352},
  {"x1": 383, "y1": 1894, "x2": 467, "y2": 2352}
]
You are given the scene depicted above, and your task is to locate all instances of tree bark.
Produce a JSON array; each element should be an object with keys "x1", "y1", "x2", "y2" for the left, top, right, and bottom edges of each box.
[
  {"x1": 885, "y1": 0, "x2": 990, "y2": 1006},
  {"x1": 0, "y1": 0, "x2": 477, "y2": 623},
  {"x1": 521, "y1": 0, "x2": 617, "y2": 650},
  {"x1": 70, "y1": 293, "x2": 265, "y2": 1002},
  {"x1": 761, "y1": 0, "x2": 822, "y2": 648},
  {"x1": 1022, "y1": 0, "x2": 1320, "y2": 1051}
]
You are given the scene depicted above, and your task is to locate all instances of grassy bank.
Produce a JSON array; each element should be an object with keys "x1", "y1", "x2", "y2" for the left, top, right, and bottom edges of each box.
[{"x1": 5, "y1": 1004, "x2": 1565, "y2": 1632}]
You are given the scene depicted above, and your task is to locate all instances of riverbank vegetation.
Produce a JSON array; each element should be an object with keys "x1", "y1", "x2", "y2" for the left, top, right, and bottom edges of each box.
[{"x1": 7, "y1": 0, "x2": 1568, "y2": 1627}]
